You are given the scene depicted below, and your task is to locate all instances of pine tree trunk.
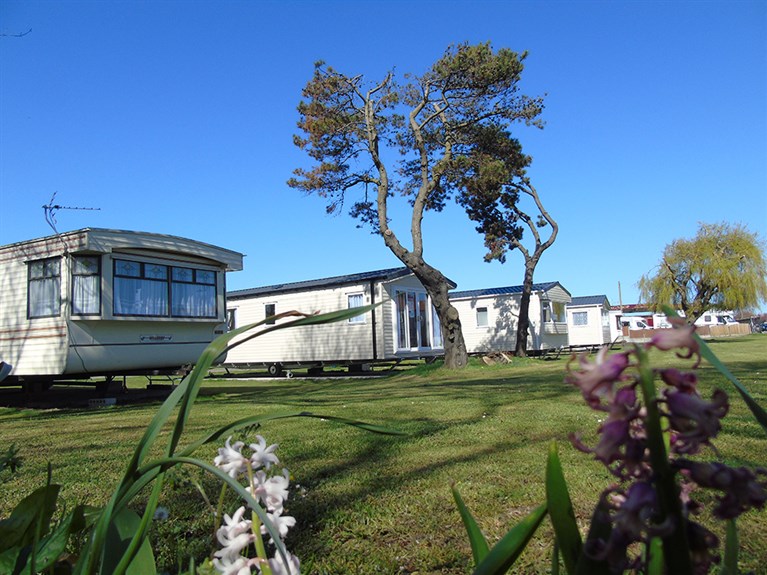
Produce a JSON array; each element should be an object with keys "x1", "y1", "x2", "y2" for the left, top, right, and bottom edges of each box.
[
  {"x1": 514, "y1": 262, "x2": 536, "y2": 357},
  {"x1": 406, "y1": 259, "x2": 468, "y2": 369}
]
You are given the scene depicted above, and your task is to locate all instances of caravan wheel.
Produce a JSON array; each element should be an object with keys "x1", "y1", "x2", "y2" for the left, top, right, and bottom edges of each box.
[{"x1": 267, "y1": 364, "x2": 283, "y2": 376}]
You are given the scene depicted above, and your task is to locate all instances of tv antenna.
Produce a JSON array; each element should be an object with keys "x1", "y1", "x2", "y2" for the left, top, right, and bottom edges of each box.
[{"x1": 43, "y1": 192, "x2": 101, "y2": 236}]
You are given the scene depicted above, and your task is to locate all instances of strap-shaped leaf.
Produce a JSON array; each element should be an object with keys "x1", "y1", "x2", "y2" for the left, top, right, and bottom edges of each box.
[
  {"x1": 720, "y1": 519, "x2": 740, "y2": 575},
  {"x1": 646, "y1": 536, "x2": 664, "y2": 575},
  {"x1": 696, "y1": 335, "x2": 767, "y2": 435},
  {"x1": 182, "y1": 410, "x2": 405, "y2": 456},
  {"x1": 473, "y1": 504, "x2": 547, "y2": 575},
  {"x1": 451, "y1": 483, "x2": 490, "y2": 566},
  {"x1": 77, "y1": 305, "x2": 383, "y2": 574},
  {"x1": 660, "y1": 305, "x2": 767, "y2": 435},
  {"x1": 546, "y1": 442, "x2": 582, "y2": 574}
]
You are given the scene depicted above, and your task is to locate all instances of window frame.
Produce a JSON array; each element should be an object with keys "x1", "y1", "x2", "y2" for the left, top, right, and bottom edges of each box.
[
  {"x1": 27, "y1": 257, "x2": 61, "y2": 319},
  {"x1": 264, "y1": 303, "x2": 276, "y2": 325},
  {"x1": 572, "y1": 311, "x2": 589, "y2": 326},
  {"x1": 347, "y1": 293, "x2": 365, "y2": 324},
  {"x1": 71, "y1": 255, "x2": 102, "y2": 316},
  {"x1": 394, "y1": 289, "x2": 439, "y2": 350},
  {"x1": 226, "y1": 308, "x2": 237, "y2": 331},
  {"x1": 476, "y1": 306, "x2": 489, "y2": 327},
  {"x1": 112, "y1": 258, "x2": 218, "y2": 318}
]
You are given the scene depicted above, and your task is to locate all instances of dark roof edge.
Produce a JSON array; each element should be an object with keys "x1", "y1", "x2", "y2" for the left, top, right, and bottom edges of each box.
[
  {"x1": 228, "y1": 267, "x2": 415, "y2": 299},
  {"x1": 450, "y1": 281, "x2": 569, "y2": 300}
]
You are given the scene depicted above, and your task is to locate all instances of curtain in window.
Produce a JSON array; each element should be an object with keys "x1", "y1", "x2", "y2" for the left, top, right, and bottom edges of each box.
[
  {"x1": 29, "y1": 277, "x2": 60, "y2": 317},
  {"x1": 114, "y1": 278, "x2": 168, "y2": 315},
  {"x1": 396, "y1": 292, "x2": 408, "y2": 348},
  {"x1": 417, "y1": 293, "x2": 430, "y2": 347},
  {"x1": 72, "y1": 275, "x2": 100, "y2": 314},
  {"x1": 172, "y1": 283, "x2": 216, "y2": 317},
  {"x1": 348, "y1": 293, "x2": 364, "y2": 323},
  {"x1": 431, "y1": 306, "x2": 443, "y2": 348}
]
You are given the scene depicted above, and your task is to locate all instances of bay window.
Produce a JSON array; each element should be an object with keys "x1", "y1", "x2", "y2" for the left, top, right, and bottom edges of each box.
[
  {"x1": 113, "y1": 258, "x2": 217, "y2": 318},
  {"x1": 72, "y1": 255, "x2": 101, "y2": 315}
]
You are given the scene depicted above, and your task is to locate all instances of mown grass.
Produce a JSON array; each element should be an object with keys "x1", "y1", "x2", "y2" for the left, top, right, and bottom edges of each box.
[{"x1": 1, "y1": 336, "x2": 765, "y2": 574}]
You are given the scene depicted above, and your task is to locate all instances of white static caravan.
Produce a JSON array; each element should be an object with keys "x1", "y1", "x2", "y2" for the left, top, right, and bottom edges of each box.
[
  {"x1": 0, "y1": 228, "x2": 243, "y2": 385},
  {"x1": 224, "y1": 267, "x2": 448, "y2": 373},
  {"x1": 566, "y1": 295, "x2": 612, "y2": 347},
  {"x1": 449, "y1": 282, "x2": 571, "y2": 353}
]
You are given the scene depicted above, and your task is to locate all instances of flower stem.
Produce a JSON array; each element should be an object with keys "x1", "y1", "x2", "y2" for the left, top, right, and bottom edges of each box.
[
  {"x1": 246, "y1": 461, "x2": 272, "y2": 575},
  {"x1": 635, "y1": 345, "x2": 693, "y2": 574}
]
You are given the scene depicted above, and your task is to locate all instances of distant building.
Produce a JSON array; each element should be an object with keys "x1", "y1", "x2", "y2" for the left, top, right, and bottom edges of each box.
[
  {"x1": 566, "y1": 295, "x2": 612, "y2": 346},
  {"x1": 449, "y1": 282, "x2": 571, "y2": 353}
]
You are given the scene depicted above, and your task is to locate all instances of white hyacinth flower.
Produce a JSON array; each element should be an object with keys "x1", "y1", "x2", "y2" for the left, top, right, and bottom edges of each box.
[
  {"x1": 261, "y1": 510, "x2": 297, "y2": 542},
  {"x1": 249, "y1": 435, "x2": 280, "y2": 470},
  {"x1": 252, "y1": 468, "x2": 290, "y2": 513},
  {"x1": 215, "y1": 506, "x2": 253, "y2": 560},
  {"x1": 212, "y1": 554, "x2": 253, "y2": 575},
  {"x1": 214, "y1": 437, "x2": 249, "y2": 479},
  {"x1": 266, "y1": 550, "x2": 301, "y2": 575}
]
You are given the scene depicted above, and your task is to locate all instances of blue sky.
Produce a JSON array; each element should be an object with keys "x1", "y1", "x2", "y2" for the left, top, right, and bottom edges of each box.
[{"x1": 1, "y1": 0, "x2": 765, "y2": 306}]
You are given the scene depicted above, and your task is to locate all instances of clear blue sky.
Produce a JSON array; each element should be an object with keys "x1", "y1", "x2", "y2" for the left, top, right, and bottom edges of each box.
[{"x1": 1, "y1": 0, "x2": 765, "y2": 306}]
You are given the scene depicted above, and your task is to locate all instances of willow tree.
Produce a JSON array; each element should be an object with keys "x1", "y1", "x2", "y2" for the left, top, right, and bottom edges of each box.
[
  {"x1": 289, "y1": 42, "x2": 544, "y2": 369},
  {"x1": 450, "y1": 124, "x2": 558, "y2": 357},
  {"x1": 639, "y1": 222, "x2": 767, "y2": 322}
]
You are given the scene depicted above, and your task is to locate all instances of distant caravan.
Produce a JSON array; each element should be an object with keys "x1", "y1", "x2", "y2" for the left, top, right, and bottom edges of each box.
[
  {"x1": 224, "y1": 267, "x2": 449, "y2": 375},
  {"x1": 0, "y1": 228, "x2": 243, "y2": 390}
]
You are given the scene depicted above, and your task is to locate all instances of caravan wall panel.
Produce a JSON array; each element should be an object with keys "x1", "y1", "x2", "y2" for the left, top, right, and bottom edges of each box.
[{"x1": 225, "y1": 281, "x2": 381, "y2": 365}]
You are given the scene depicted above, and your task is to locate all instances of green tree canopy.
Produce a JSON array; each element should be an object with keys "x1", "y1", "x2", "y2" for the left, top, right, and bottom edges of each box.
[
  {"x1": 289, "y1": 42, "x2": 544, "y2": 368},
  {"x1": 450, "y1": 124, "x2": 558, "y2": 357},
  {"x1": 639, "y1": 222, "x2": 767, "y2": 321}
]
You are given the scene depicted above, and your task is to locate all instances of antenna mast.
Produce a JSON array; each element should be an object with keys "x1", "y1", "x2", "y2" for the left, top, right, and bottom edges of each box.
[{"x1": 42, "y1": 192, "x2": 101, "y2": 236}]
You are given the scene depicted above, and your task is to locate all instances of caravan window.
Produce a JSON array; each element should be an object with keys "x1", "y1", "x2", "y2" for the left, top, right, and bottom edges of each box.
[
  {"x1": 171, "y1": 266, "x2": 216, "y2": 317},
  {"x1": 226, "y1": 309, "x2": 237, "y2": 331},
  {"x1": 72, "y1": 256, "x2": 101, "y2": 315},
  {"x1": 265, "y1": 303, "x2": 276, "y2": 325},
  {"x1": 476, "y1": 307, "x2": 489, "y2": 327},
  {"x1": 395, "y1": 289, "x2": 436, "y2": 349},
  {"x1": 114, "y1": 260, "x2": 169, "y2": 316},
  {"x1": 113, "y1": 259, "x2": 218, "y2": 318},
  {"x1": 28, "y1": 257, "x2": 61, "y2": 318},
  {"x1": 573, "y1": 311, "x2": 588, "y2": 326},
  {"x1": 543, "y1": 301, "x2": 566, "y2": 323},
  {"x1": 347, "y1": 293, "x2": 365, "y2": 323}
]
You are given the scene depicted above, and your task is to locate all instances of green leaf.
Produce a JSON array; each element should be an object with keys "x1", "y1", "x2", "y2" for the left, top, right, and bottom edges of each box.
[
  {"x1": 473, "y1": 504, "x2": 547, "y2": 575},
  {"x1": 546, "y1": 442, "x2": 582, "y2": 574},
  {"x1": 0, "y1": 545, "x2": 25, "y2": 575},
  {"x1": 101, "y1": 508, "x2": 156, "y2": 575},
  {"x1": 16, "y1": 506, "x2": 87, "y2": 574},
  {"x1": 695, "y1": 333, "x2": 767, "y2": 435},
  {"x1": 451, "y1": 483, "x2": 490, "y2": 566},
  {"x1": 720, "y1": 519, "x2": 739, "y2": 575},
  {"x1": 77, "y1": 305, "x2": 384, "y2": 574},
  {"x1": 181, "y1": 410, "x2": 405, "y2": 457},
  {"x1": 0, "y1": 484, "x2": 60, "y2": 551},
  {"x1": 659, "y1": 304, "x2": 767, "y2": 435},
  {"x1": 646, "y1": 536, "x2": 664, "y2": 575}
]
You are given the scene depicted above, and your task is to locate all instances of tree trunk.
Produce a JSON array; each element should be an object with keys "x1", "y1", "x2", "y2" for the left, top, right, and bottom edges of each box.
[
  {"x1": 514, "y1": 260, "x2": 536, "y2": 357},
  {"x1": 400, "y1": 253, "x2": 469, "y2": 369},
  {"x1": 425, "y1": 282, "x2": 468, "y2": 370}
]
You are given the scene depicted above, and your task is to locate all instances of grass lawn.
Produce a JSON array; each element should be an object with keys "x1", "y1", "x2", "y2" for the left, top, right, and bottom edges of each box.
[{"x1": 1, "y1": 335, "x2": 765, "y2": 574}]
